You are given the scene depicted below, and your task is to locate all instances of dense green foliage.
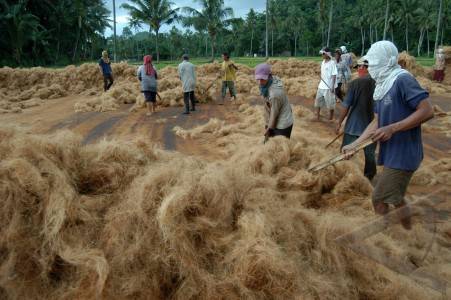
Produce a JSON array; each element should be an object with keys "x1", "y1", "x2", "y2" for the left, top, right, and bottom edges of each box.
[
  {"x1": 0, "y1": 0, "x2": 449, "y2": 67},
  {"x1": 0, "y1": 0, "x2": 111, "y2": 66}
]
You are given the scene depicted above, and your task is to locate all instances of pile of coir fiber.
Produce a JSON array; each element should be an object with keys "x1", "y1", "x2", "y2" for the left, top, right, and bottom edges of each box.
[{"x1": 1, "y1": 102, "x2": 450, "y2": 299}]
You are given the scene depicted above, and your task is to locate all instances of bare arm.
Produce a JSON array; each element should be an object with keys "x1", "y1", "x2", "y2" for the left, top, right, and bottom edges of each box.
[
  {"x1": 336, "y1": 106, "x2": 350, "y2": 134},
  {"x1": 331, "y1": 75, "x2": 336, "y2": 93}
]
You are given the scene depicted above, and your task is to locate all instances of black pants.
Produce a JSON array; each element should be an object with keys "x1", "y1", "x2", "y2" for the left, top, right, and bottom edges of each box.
[
  {"x1": 335, "y1": 83, "x2": 344, "y2": 102},
  {"x1": 342, "y1": 133, "x2": 377, "y2": 180},
  {"x1": 184, "y1": 91, "x2": 195, "y2": 112},
  {"x1": 103, "y1": 74, "x2": 114, "y2": 91},
  {"x1": 269, "y1": 124, "x2": 293, "y2": 139}
]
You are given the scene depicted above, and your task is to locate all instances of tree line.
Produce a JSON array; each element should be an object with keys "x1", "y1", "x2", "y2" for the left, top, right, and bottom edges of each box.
[{"x1": 0, "y1": 0, "x2": 449, "y2": 67}]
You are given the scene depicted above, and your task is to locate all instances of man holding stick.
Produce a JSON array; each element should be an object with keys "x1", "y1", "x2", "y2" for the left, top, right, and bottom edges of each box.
[{"x1": 342, "y1": 41, "x2": 434, "y2": 230}]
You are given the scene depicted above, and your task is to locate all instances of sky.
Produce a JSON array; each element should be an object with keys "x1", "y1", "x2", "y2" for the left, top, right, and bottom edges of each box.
[{"x1": 104, "y1": 0, "x2": 266, "y2": 36}]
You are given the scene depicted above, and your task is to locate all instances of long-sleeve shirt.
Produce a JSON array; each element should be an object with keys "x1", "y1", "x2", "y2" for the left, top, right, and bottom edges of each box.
[
  {"x1": 264, "y1": 77, "x2": 293, "y2": 130},
  {"x1": 178, "y1": 60, "x2": 196, "y2": 92}
]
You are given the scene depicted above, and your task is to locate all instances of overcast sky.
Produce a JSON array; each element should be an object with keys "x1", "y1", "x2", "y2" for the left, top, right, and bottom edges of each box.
[{"x1": 104, "y1": 0, "x2": 266, "y2": 36}]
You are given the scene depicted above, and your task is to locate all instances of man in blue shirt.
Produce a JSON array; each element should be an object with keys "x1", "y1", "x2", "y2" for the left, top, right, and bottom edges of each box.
[
  {"x1": 336, "y1": 59, "x2": 376, "y2": 180},
  {"x1": 343, "y1": 41, "x2": 434, "y2": 230},
  {"x1": 99, "y1": 50, "x2": 114, "y2": 91}
]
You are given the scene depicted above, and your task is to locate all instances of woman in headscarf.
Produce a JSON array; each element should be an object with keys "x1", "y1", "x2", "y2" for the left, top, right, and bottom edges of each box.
[
  {"x1": 342, "y1": 41, "x2": 434, "y2": 230},
  {"x1": 137, "y1": 55, "x2": 158, "y2": 116},
  {"x1": 99, "y1": 50, "x2": 114, "y2": 91},
  {"x1": 433, "y1": 47, "x2": 446, "y2": 83}
]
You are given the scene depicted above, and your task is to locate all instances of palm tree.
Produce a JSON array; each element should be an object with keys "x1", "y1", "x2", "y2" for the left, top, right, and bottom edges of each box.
[
  {"x1": 246, "y1": 9, "x2": 257, "y2": 56},
  {"x1": 183, "y1": 0, "x2": 234, "y2": 61},
  {"x1": 121, "y1": 0, "x2": 178, "y2": 62},
  {"x1": 434, "y1": 0, "x2": 443, "y2": 55},
  {"x1": 0, "y1": 0, "x2": 41, "y2": 64},
  {"x1": 396, "y1": 0, "x2": 418, "y2": 53},
  {"x1": 415, "y1": 0, "x2": 434, "y2": 56},
  {"x1": 269, "y1": 0, "x2": 278, "y2": 56},
  {"x1": 383, "y1": 0, "x2": 390, "y2": 39}
]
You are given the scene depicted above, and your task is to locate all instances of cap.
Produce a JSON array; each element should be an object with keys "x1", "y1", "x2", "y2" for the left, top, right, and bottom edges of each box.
[
  {"x1": 255, "y1": 63, "x2": 272, "y2": 80},
  {"x1": 182, "y1": 54, "x2": 189, "y2": 60}
]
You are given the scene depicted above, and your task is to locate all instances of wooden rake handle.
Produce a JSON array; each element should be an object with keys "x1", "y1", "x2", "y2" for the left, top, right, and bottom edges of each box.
[{"x1": 308, "y1": 138, "x2": 375, "y2": 173}]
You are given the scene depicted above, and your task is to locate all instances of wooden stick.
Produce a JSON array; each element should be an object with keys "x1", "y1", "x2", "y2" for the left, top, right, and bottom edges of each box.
[
  {"x1": 325, "y1": 132, "x2": 344, "y2": 148},
  {"x1": 308, "y1": 138, "x2": 374, "y2": 172}
]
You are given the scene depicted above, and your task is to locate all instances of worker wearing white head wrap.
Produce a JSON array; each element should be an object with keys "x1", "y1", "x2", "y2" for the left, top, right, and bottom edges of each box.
[
  {"x1": 340, "y1": 46, "x2": 347, "y2": 53},
  {"x1": 433, "y1": 47, "x2": 446, "y2": 82},
  {"x1": 363, "y1": 41, "x2": 409, "y2": 101},
  {"x1": 342, "y1": 40, "x2": 434, "y2": 230}
]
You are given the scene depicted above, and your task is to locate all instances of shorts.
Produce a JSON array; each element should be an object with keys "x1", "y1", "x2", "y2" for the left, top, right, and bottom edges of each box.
[
  {"x1": 143, "y1": 91, "x2": 157, "y2": 103},
  {"x1": 221, "y1": 81, "x2": 236, "y2": 98},
  {"x1": 372, "y1": 167, "x2": 414, "y2": 206},
  {"x1": 315, "y1": 88, "x2": 336, "y2": 109}
]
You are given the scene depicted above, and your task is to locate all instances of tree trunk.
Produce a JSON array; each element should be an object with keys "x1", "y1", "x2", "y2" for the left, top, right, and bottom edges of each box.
[
  {"x1": 210, "y1": 34, "x2": 215, "y2": 62},
  {"x1": 427, "y1": 29, "x2": 430, "y2": 57},
  {"x1": 391, "y1": 27, "x2": 394, "y2": 42},
  {"x1": 72, "y1": 16, "x2": 82, "y2": 62},
  {"x1": 361, "y1": 26, "x2": 365, "y2": 55},
  {"x1": 205, "y1": 34, "x2": 208, "y2": 57},
  {"x1": 294, "y1": 34, "x2": 297, "y2": 56},
  {"x1": 383, "y1": 0, "x2": 389, "y2": 40},
  {"x1": 326, "y1": 0, "x2": 333, "y2": 47},
  {"x1": 155, "y1": 28, "x2": 160, "y2": 62},
  {"x1": 440, "y1": 23, "x2": 444, "y2": 46},
  {"x1": 250, "y1": 29, "x2": 254, "y2": 56},
  {"x1": 417, "y1": 28, "x2": 424, "y2": 57},
  {"x1": 271, "y1": 29, "x2": 274, "y2": 56},
  {"x1": 405, "y1": 21, "x2": 409, "y2": 53},
  {"x1": 370, "y1": 24, "x2": 373, "y2": 44},
  {"x1": 434, "y1": 0, "x2": 443, "y2": 56}
]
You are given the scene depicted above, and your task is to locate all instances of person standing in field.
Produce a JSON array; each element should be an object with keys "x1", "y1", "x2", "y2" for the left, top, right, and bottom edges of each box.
[
  {"x1": 336, "y1": 58, "x2": 376, "y2": 181},
  {"x1": 342, "y1": 41, "x2": 434, "y2": 230},
  {"x1": 334, "y1": 49, "x2": 346, "y2": 102},
  {"x1": 220, "y1": 52, "x2": 238, "y2": 104},
  {"x1": 340, "y1": 45, "x2": 353, "y2": 81},
  {"x1": 137, "y1": 55, "x2": 158, "y2": 116},
  {"x1": 255, "y1": 63, "x2": 294, "y2": 140},
  {"x1": 178, "y1": 54, "x2": 196, "y2": 115},
  {"x1": 433, "y1": 47, "x2": 446, "y2": 83},
  {"x1": 99, "y1": 50, "x2": 114, "y2": 92},
  {"x1": 315, "y1": 47, "x2": 337, "y2": 121}
]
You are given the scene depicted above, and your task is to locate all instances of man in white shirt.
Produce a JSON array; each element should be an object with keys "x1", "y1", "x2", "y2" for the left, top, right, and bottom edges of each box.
[
  {"x1": 315, "y1": 47, "x2": 338, "y2": 121},
  {"x1": 178, "y1": 54, "x2": 197, "y2": 114}
]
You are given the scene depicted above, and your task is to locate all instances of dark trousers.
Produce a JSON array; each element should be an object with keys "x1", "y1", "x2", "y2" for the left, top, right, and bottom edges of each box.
[
  {"x1": 183, "y1": 91, "x2": 195, "y2": 112},
  {"x1": 269, "y1": 124, "x2": 293, "y2": 139},
  {"x1": 342, "y1": 133, "x2": 377, "y2": 180},
  {"x1": 335, "y1": 83, "x2": 344, "y2": 102},
  {"x1": 103, "y1": 74, "x2": 114, "y2": 91}
]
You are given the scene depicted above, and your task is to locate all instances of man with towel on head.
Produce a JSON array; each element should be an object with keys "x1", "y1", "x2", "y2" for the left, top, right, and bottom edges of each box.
[
  {"x1": 315, "y1": 47, "x2": 338, "y2": 121},
  {"x1": 342, "y1": 41, "x2": 434, "y2": 230}
]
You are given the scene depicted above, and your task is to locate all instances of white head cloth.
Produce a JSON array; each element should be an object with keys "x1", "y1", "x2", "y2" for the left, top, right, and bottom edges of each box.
[
  {"x1": 363, "y1": 41, "x2": 409, "y2": 101},
  {"x1": 340, "y1": 46, "x2": 347, "y2": 53},
  {"x1": 319, "y1": 49, "x2": 332, "y2": 58}
]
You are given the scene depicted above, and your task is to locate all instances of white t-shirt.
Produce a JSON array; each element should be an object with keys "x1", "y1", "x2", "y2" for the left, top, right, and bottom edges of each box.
[{"x1": 318, "y1": 59, "x2": 338, "y2": 89}]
